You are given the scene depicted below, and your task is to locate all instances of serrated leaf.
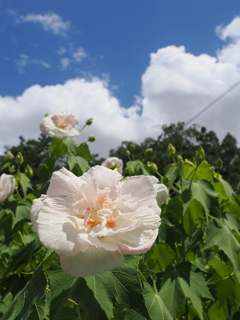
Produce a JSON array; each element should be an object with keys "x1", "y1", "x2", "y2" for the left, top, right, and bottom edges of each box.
[
  {"x1": 147, "y1": 243, "x2": 175, "y2": 273},
  {"x1": 124, "y1": 282, "x2": 172, "y2": 320},
  {"x1": 56, "y1": 306, "x2": 80, "y2": 320},
  {"x1": 67, "y1": 153, "x2": 90, "y2": 173},
  {"x1": 181, "y1": 179, "x2": 218, "y2": 217},
  {"x1": 62, "y1": 138, "x2": 76, "y2": 154},
  {"x1": 76, "y1": 143, "x2": 92, "y2": 161},
  {"x1": 19, "y1": 173, "x2": 32, "y2": 196},
  {"x1": 182, "y1": 161, "x2": 214, "y2": 183},
  {"x1": 164, "y1": 161, "x2": 183, "y2": 187},
  {"x1": 159, "y1": 263, "x2": 206, "y2": 319},
  {"x1": 49, "y1": 139, "x2": 67, "y2": 157},
  {"x1": 203, "y1": 219, "x2": 240, "y2": 270},
  {"x1": 1, "y1": 263, "x2": 47, "y2": 320},
  {"x1": 85, "y1": 255, "x2": 150, "y2": 320},
  {"x1": 45, "y1": 255, "x2": 149, "y2": 320}
]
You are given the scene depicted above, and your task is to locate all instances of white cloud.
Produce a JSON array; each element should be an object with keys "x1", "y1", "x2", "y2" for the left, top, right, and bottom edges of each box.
[
  {"x1": 57, "y1": 47, "x2": 67, "y2": 55},
  {"x1": 0, "y1": 78, "x2": 145, "y2": 157},
  {"x1": 15, "y1": 54, "x2": 50, "y2": 73},
  {"x1": 1, "y1": 16, "x2": 240, "y2": 159},
  {"x1": 216, "y1": 16, "x2": 240, "y2": 66},
  {"x1": 72, "y1": 47, "x2": 87, "y2": 63},
  {"x1": 60, "y1": 58, "x2": 70, "y2": 70},
  {"x1": 58, "y1": 47, "x2": 87, "y2": 70},
  {"x1": 17, "y1": 13, "x2": 70, "y2": 35}
]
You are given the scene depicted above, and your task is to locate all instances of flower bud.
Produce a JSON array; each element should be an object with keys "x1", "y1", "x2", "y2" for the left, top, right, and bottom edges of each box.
[
  {"x1": 195, "y1": 146, "x2": 205, "y2": 166},
  {"x1": 168, "y1": 143, "x2": 176, "y2": 155},
  {"x1": 215, "y1": 158, "x2": 223, "y2": 170},
  {"x1": 15, "y1": 152, "x2": 24, "y2": 164},
  {"x1": 130, "y1": 143, "x2": 136, "y2": 150},
  {"x1": 88, "y1": 135, "x2": 96, "y2": 142},
  {"x1": 6, "y1": 151, "x2": 13, "y2": 159},
  {"x1": 25, "y1": 165, "x2": 34, "y2": 177},
  {"x1": 177, "y1": 155, "x2": 183, "y2": 162},
  {"x1": 147, "y1": 161, "x2": 158, "y2": 172},
  {"x1": 126, "y1": 150, "x2": 131, "y2": 156},
  {"x1": 145, "y1": 148, "x2": 153, "y2": 155},
  {"x1": 9, "y1": 165, "x2": 15, "y2": 173},
  {"x1": 85, "y1": 118, "x2": 93, "y2": 126}
]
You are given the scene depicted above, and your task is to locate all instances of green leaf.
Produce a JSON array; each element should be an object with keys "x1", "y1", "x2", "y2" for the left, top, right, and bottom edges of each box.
[
  {"x1": 125, "y1": 283, "x2": 172, "y2": 320},
  {"x1": 76, "y1": 143, "x2": 92, "y2": 161},
  {"x1": 85, "y1": 255, "x2": 150, "y2": 320},
  {"x1": 164, "y1": 161, "x2": 183, "y2": 187},
  {"x1": 181, "y1": 179, "x2": 218, "y2": 217},
  {"x1": 1, "y1": 263, "x2": 47, "y2": 320},
  {"x1": 159, "y1": 263, "x2": 207, "y2": 319},
  {"x1": 62, "y1": 138, "x2": 77, "y2": 154},
  {"x1": 203, "y1": 219, "x2": 240, "y2": 270},
  {"x1": 49, "y1": 139, "x2": 67, "y2": 157},
  {"x1": 28, "y1": 300, "x2": 46, "y2": 320},
  {"x1": 182, "y1": 161, "x2": 213, "y2": 183},
  {"x1": 19, "y1": 173, "x2": 32, "y2": 196},
  {"x1": 67, "y1": 153, "x2": 90, "y2": 173},
  {"x1": 147, "y1": 243, "x2": 175, "y2": 273},
  {"x1": 45, "y1": 254, "x2": 149, "y2": 320},
  {"x1": 57, "y1": 307, "x2": 80, "y2": 320},
  {"x1": 183, "y1": 199, "x2": 204, "y2": 236}
]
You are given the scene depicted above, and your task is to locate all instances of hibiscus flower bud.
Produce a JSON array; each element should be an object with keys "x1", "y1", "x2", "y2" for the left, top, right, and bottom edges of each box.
[
  {"x1": 40, "y1": 110, "x2": 80, "y2": 139},
  {"x1": 88, "y1": 135, "x2": 96, "y2": 142},
  {"x1": 168, "y1": 143, "x2": 176, "y2": 155},
  {"x1": 147, "y1": 161, "x2": 158, "y2": 172},
  {"x1": 15, "y1": 152, "x2": 24, "y2": 164},
  {"x1": 30, "y1": 166, "x2": 164, "y2": 277},
  {"x1": 85, "y1": 118, "x2": 93, "y2": 126},
  {"x1": 145, "y1": 148, "x2": 153, "y2": 155},
  {"x1": 215, "y1": 158, "x2": 223, "y2": 169},
  {"x1": 25, "y1": 165, "x2": 34, "y2": 178},
  {"x1": 0, "y1": 173, "x2": 16, "y2": 202},
  {"x1": 126, "y1": 150, "x2": 131, "y2": 156},
  {"x1": 6, "y1": 151, "x2": 13, "y2": 159},
  {"x1": 101, "y1": 157, "x2": 123, "y2": 173},
  {"x1": 195, "y1": 146, "x2": 205, "y2": 166}
]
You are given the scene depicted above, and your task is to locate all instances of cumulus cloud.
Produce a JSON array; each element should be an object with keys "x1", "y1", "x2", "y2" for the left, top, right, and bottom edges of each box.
[
  {"x1": 1, "y1": 16, "x2": 240, "y2": 158},
  {"x1": 0, "y1": 78, "x2": 147, "y2": 157},
  {"x1": 216, "y1": 16, "x2": 240, "y2": 66},
  {"x1": 58, "y1": 46, "x2": 87, "y2": 70},
  {"x1": 15, "y1": 54, "x2": 50, "y2": 73},
  {"x1": 17, "y1": 13, "x2": 70, "y2": 35}
]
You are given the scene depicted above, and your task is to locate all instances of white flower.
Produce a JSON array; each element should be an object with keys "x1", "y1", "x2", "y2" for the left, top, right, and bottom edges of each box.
[
  {"x1": 40, "y1": 110, "x2": 80, "y2": 139},
  {"x1": 0, "y1": 174, "x2": 16, "y2": 202},
  {"x1": 146, "y1": 176, "x2": 168, "y2": 205},
  {"x1": 101, "y1": 157, "x2": 123, "y2": 173},
  {"x1": 30, "y1": 166, "x2": 167, "y2": 277}
]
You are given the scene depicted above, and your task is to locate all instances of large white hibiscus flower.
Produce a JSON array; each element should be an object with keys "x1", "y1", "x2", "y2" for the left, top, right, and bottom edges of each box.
[
  {"x1": 40, "y1": 110, "x2": 80, "y2": 139},
  {"x1": 31, "y1": 166, "x2": 168, "y2": 277}
]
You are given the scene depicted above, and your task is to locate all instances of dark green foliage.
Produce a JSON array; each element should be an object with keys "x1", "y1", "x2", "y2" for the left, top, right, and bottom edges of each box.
[{"x1": 110, "y1": 122, "x2": 240, "y2": 189}]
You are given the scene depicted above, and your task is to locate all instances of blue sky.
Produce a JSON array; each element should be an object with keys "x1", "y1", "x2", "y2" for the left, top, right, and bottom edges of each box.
[{"x1": 0, "y1": 1, "x2": 240, "y2": 157}]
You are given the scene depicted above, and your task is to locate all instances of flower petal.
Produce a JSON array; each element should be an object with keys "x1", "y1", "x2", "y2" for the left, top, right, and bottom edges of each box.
[{"x1": 59, "y1": 246, "x2": 124, "y2": 277}]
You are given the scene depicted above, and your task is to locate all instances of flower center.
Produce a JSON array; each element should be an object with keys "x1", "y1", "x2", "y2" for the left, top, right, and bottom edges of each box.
[
  {"x1": 84, "y1": 194, "x2": 117, "y2": 230},
  {"x1": 55, "y1": 118, "x2": 67, "y2": 129}
]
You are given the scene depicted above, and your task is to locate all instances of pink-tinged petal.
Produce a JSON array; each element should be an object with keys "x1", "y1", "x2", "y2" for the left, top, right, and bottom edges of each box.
[
  {"x1": 59, "y1": 246, "x2": 124, "y2": 277},
  {"x1": 115, "y1": 229, "x2": 159, "y2": 254},
  {"x1": 114, "y1": 200, "x2": 139, "y2": 214},
  {"x1": 120, "y1": 176, "x2": 156, "y2": 207},
  {"x1": 34, "y1": 197, "x2": 84, "y2": 256},
  {"x1": 81, "y1": 166, "x2": 122, "y2": 200},
  {"x1": 72, "y1": 197, "x2": 89, "y2": 214},
  {"x1": 30, "y1": 194, "x2": 48, "y2": 232},
  {"x1": 47, "y1": 168, "x2": 86, "y2": 203}
]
